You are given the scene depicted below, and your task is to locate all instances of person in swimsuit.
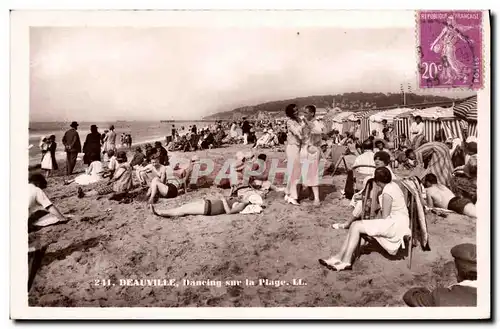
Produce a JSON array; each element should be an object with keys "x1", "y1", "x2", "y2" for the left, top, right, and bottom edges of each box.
[
  {"x1": 146, "y1": 166, "x2": 181, "y2": 204},
  {"x1": 423, "y1": 173, "x2": 476, "y2": 218},
  {"x1": 149, "y1": 194, "x2": 253, "y2": 218}
]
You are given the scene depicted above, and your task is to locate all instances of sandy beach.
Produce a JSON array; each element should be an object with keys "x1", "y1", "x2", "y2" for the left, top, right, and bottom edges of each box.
[{"x1": 28, "y1": 144, "x2": 476, "y2": 307}]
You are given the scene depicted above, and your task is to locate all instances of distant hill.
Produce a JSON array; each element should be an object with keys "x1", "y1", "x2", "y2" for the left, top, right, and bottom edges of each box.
[{"x1": 203, "y1": 93, "x2": 457, "y2": 120}]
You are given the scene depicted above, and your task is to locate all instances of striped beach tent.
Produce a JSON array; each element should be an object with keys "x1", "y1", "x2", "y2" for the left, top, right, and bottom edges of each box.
[
  {"x1": 453, "y1": 95, "x2": 477, "y2": 122},
  {"x1": 394, "y1": 107, "x2": 464, "y2": 148},
  {"x1": 369, "y1": 108, "x2": 415, "y2": 139},
  {"x1": 330, "y1": 111, "x2": 354, "y2": 134},
  {"x1": 352, "y1": 110, "x2": 381, "y2": 142}
]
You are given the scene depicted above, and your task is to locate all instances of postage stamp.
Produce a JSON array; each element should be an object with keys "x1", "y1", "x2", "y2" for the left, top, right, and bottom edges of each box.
[{"x1": 417, "y1": 11, "x2": 483, "y2": 90}]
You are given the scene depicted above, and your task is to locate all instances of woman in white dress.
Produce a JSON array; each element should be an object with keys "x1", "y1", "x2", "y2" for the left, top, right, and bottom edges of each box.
[
  {"x1": 230, "y1": 122, "x2": 238, "y2": 139},
  {"x1": 300, "y1": 105, "x2": 326, "y2": 206},
  {"x1": 319, "y1": 167, "x2": 410, "y2": 271},
  {"x1": 284, "y1": 104, "x2": 305, "y2": 205},
  {"x1": 66, "y1": 160, "x2": 104, "y2": 185},
  {"x1": 40, "y1": 135, "x2": 58, "y2": 178}
]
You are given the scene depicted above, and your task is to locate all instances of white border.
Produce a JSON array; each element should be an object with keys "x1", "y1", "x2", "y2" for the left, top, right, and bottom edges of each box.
[{"x1": 10, "y1": 9, "x2": 491, "y2": 320}]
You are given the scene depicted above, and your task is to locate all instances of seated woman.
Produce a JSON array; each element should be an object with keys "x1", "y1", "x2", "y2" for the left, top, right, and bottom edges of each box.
[
  {"x1": 136, "y1": 154, "x2": 167, "y2": 186},
  {"x1": 66, "y1": 160, "x2": 104, "y2": 185},
  {"x1": 150, "y1": 193, "x2": 255, "y2": 218},
  {"x1": 333, "y1": 151, "x2": 395, "y2": 230},
  {"x1": 319, "y1": 167, "x2": 410, "y2": 271},
  {"x1": 29, "y1": 173, "x2": 71, "y2": 231},
  {"x1": 77, "y1": 151, "x2": 133, "y2": 198}
]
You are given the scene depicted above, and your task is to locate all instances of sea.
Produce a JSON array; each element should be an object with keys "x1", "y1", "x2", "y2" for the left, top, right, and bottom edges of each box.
[{"x1": 28, "y1": 120, "x2": 216, "y2": 165}]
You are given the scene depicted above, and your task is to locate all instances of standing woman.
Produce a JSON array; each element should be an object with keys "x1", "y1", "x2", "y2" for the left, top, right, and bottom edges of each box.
[
  {"x1": 82, "y1": 125, "x2": 101, "y2": 166},
  {"x1": 301, "y1": 105, "x2": 326, "y2": 206},
  {"x1": 40, "y1": 135, "x2": 58, "y2": 178},
  {"x1": 284, "y1": 103, "x2": 305, "y2": 205},
  {"x1": 103, "y1": 125, "x2": 117, "y2": 156}
]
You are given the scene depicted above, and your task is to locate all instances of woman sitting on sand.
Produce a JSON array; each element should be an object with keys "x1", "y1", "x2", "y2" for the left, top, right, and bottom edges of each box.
[
  {"x1": 65, "y1": 160, "x2": 104, "y2": 185},
  {"x1": 77, "y1": 151, "x2": 133, "y2": 198},
  {"x1": 319, "y1": 167, "x2": 410, "y2": 271},
  {"x1": 150, "y1": 192, "x2": 263, "y2": 218}
]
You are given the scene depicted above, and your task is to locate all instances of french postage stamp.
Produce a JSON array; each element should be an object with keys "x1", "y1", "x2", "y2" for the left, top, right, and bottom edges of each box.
[{"x1": 417, "y1": 11, "x2": 483, "y2": 90}]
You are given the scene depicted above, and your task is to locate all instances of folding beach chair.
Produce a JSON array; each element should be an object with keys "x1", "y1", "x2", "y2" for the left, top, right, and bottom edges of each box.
[
  {"x1": 329, "y1": 145, "x2": 349, "y2": 175},
  {"x1": 353, "y1": 178, "x2": 418, "y2": 269}
]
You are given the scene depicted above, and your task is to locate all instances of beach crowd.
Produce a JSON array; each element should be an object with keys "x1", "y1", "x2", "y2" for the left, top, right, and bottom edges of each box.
[{"x1": 29, "y1": 103, "x2": 478, "y2": 307}]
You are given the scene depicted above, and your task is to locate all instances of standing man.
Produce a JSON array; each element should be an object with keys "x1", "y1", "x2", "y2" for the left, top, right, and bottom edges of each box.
[
  {"x1": 62, "y1": 121, "x2": 82, "y2": 176},
  {"x1": 241, "y1": 117, "x2": 251, "y2": 145}
]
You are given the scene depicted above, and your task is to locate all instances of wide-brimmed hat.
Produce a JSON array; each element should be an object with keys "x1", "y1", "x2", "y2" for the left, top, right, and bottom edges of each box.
[{"x1": 70, "y1": 121, "x2": 79, "y2": 128}]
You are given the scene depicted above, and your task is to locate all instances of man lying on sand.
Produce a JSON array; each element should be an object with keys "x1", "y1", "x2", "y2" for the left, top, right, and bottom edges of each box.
[
  {"x1": 150, "y1": 193, "x2": 263, "y2": 218},
  {"x1": 423, "y1": 173, "x2": 476, "y2": 218},
  {"x1": 29, "y1": 173, "x2": 71, "y2": 231}
]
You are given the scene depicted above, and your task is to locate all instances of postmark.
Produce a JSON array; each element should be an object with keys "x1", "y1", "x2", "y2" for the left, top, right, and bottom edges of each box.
[{"x1": 417, "y1": 11, "x2": 483, "y2": 90}]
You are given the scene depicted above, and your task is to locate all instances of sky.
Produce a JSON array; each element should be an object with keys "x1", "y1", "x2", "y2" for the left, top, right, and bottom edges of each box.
[{"x1": 30, "y1": 26, "x2": 475, "y2": 122}]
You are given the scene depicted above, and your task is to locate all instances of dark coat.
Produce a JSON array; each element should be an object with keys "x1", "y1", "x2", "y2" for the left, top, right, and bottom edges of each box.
[
  {"x1": 62, "y1": 128, "x2": 82, "y2": 153},
  {"x1": 83, "y1": 132, "x2": 102, "y2": 164},
  {"x1": 403, "y1": 284, "x2": 477, "y2": 307}
]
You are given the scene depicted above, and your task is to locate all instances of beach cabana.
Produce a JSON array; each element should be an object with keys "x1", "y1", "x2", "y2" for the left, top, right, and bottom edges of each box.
[
  {"x1": 394, "y1": 106, "x2": 464, "y2": 148},
  {"x1": 369, "y1": 108, "x2": 415, "y2": 138},
  {"x1": 348, "y1": 109, "x2": 381, "y2": 142},
  {"x1": 453, "y1": 95, "x2": 478, "y2": 138},
  {"x1": 330, "y1": 111, "x2": 354, "y2": 134}
]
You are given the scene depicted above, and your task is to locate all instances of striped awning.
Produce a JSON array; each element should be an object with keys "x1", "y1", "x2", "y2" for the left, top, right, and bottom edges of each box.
[{"x1": 453, "y1": 95, "x2": 477, "y2": 122}]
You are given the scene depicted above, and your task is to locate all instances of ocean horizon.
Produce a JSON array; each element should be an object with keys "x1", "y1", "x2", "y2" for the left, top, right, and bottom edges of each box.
[{"x1": 28, "y1": 120, "x2": 216, "y2": 165}]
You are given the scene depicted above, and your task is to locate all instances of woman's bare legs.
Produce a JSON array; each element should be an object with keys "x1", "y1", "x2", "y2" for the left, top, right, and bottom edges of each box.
[
  {"x1": 148, "y1": 177, "x2": 172, "y2": 204},
  {"x1": 312, "y1": 186, "x2": 320, "y2": 205},
  {"x1": 326, "y1": 221, "x2": 366, "y2": 265},
  {"x1": 150, "y1": 199, "x2": 206, "y2": 218}
]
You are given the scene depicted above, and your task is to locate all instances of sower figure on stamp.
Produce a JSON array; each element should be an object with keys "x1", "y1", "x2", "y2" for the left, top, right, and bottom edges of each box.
[{"x1": 403, "y1": 243, "x2": 477, "y2": 307}]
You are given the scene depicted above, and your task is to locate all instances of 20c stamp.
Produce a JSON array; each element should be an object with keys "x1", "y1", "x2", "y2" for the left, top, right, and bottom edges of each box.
[{"x1": 417, "y1": 10, "x2": 483, "y2": 90}]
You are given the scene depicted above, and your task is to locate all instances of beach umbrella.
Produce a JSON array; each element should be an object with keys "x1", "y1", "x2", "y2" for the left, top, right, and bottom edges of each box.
[{"x1": 453, "y1": 95, "x2": 477, "y2": 122}]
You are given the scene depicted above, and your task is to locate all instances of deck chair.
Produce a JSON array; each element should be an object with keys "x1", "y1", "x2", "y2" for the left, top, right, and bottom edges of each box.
[
  {"x1": 329, "y1": 145, "x2": 349, "y2": 175},
  {"x1": 353, "y1": 179, "x2": 417, "y2": 269}
]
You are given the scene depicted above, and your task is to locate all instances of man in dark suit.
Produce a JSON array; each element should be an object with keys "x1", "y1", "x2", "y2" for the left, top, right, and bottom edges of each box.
[
  {"x1": 241, "y1": 117, "x2": 251, "y2": 145},
  {"x1": 403, "y1": 243, "x2": 477, "y2": 307},
  {"x1": 62, "y1": 121, "x2": 82, "y2": 176}
]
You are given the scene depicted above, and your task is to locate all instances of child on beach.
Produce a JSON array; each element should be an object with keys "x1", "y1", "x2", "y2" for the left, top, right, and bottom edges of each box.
[{"x1": 39, "y1": 135, "x2": 58, "y2": 178}]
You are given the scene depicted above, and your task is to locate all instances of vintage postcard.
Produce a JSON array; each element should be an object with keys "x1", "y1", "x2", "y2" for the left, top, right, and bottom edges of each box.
[{"x1": 10, "y1": 10, "x2": 490, "y2": 319}]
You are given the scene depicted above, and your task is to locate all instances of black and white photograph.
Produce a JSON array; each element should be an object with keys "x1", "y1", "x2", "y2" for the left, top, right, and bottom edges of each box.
[{"x1": 10, "y1": 9, "x2": 491, "y2": 319}]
